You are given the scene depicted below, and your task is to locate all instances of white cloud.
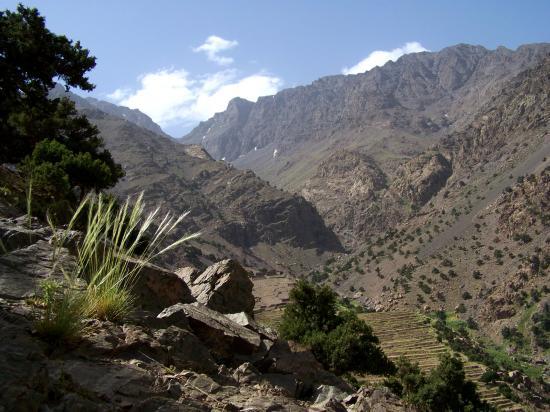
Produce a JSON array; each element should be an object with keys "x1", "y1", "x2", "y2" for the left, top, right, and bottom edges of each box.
[
  {"x1": 106, "y1": 88, "x2": 131, "y2": 101},
  {"x1": 108, "y1": 68, "x2": 282, "y2": 133},
  {"x1": 193, "y1": 35, "x2": 238, "y2": 66},
  {"x1": 342, "y1": 42, "x2": 428, "y2": 75}
]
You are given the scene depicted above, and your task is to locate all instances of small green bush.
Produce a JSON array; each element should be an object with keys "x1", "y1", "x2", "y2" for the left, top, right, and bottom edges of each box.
[
  {"x1": 389, "y1": 354, "x2": 494, "y2": 411},
  {"x1": 279, "y1": 280, "x2": 394, "y2": 375},
  {"x1": 34, "y1": 279, "x2": 86, "y2": 343}
]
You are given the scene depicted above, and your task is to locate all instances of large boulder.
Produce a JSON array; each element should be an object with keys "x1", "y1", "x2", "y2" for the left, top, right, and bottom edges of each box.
[
  {"x1": 158, "y1": 302, "x2": 264, "y2": 359},
  {"x1": 259, "y1": 340, "x2": 353, "y2": 394},
  {"x1": 183, "y1": 259, "x2": 255, "y2": 315},
  {"x1": 350, "y1": 387, "x2": 408, "y2": 411},
  {"x1": 127, "y1": 258, "x2": 195, "y2": 311}
]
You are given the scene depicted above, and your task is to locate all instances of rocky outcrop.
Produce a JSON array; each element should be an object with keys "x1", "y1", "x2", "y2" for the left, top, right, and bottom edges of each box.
[
  {"x1": 127, "y1": 257, "x2": 195, "y2": 311},
  {"x1": 183, "y1": 259, "x2": 255, "y2": 315},
  {"x1": 159, "y1": 302, "x2": 264, "y2": 358},
  {"x1": 496, "y1": 168, "x2": 549, "y2": 239},
  {"x1": 259, "y1": 340, "x2": 353, "y2": 393},
  {"x1": 77, "y1": 105, "x2": 343, "y2": 274},
  {"x1": 184, "y1": 45, "x2": 550, "y2": 163},
  {"x1": 0, "y1": 238, "x2": 77, "y2": 300},
  {"x1": 301, "y1": 150, "x2": 388, "y2": 246},
  {"x1": 390, "y1": 152, "x2": 452, "y2": 207}
]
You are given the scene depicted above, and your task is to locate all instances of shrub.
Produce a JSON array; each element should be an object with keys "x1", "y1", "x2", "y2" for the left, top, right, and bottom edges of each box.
[
  {"x1": 390, "y1": 355, "x2": 493, "y2": 411},
  {"x1": 279, "y1": 280, "x2": 394, "y2": 375},
  {"x1": 34, "y1": 279, "x2": 86, "y2": 343},
  {"x1": 480, "y1": 369, "x2": 498, "y2": 383},
  {"x1": 462, "y1": 291, "x2": 472, "y2": 300},
  {"x1": 466, "y1": 317, "x2": 478, "y2": 330}
]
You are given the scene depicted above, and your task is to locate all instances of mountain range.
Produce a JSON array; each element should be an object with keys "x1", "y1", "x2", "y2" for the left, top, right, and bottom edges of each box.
[{"x1": 30, "y1": 42, "x2": 550, "y2": 408}]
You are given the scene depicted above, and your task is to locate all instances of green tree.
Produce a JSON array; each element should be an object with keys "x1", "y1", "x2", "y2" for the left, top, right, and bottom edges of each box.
[
  {"x1": 0, "y1": 4, "x2": 122, "y2": 198},
  {"x1": 279, "y1": 280, "x2": 394, "y2": 375},
  {"x1": 392, "y1": 354, "x2": 494, "y2": 411}
]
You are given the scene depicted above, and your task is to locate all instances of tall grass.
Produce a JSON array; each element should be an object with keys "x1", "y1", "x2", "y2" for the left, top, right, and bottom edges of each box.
[
  {"x1": 34, "y1": 279, "x2": 86, "y2": 342},
  {"x1": 74, "y1": 192, "x2": 199, "y2": 321},
  {"x1": 36, "y1": 192, "x2": 198, "y2": 341}
]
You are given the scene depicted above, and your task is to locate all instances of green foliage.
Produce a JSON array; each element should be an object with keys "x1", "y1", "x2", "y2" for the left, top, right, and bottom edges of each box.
[
  {"x1": 71, "y1": 193, "x2": 198, "y2": 321},
  {"x1": 1, "y1": 5, "x2": 93, "y2": 160},
  {"x1": 34, "y1": 279, "x2": 86, "y2": 343},
  {"x1": 0, "y1": 5, "x2": 123, "y2": 210},
  {"x1": 279, "y1": 280, "x2": 394, "y2": 375},
  {"x1": 531, "y1": 303, "x2": 550, "y2": 349},
  {"x1": 390, "y1": 355, "x2": 494, "y2": 411},
  {"x1": 501, "y1": 326, "x2": 525, "y2": 348},
  {"x1": 22, "y1": 139, "x2": 121, "y2": 199},
  {"x1": 480, "y1": 368, "x2": 498, "y2": 384}
]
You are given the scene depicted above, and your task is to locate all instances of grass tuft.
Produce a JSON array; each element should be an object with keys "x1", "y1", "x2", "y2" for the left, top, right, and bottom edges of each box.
[{"x1": 35, "y1": 192, "x2": 198, "y2": 339}]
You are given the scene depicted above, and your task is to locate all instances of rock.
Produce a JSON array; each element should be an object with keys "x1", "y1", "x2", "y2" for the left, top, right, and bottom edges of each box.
[
  {"x1": 0, "y1": 218, "x2": 50, "y2": 254},
  {"x1": 154, "y1": 326, "x2": 218, "y2": 374},
  {"x1": 233, "y1": 362, "x2": 261, "y2": 384},
  {"x1": 160, "y1": 303, "x2": 262, "y2": 358},
  {"x1": 508, "y1": 370, "x2": 521, "y2": 381},
  {"x1": 225, "y1": 311, "x2": 278, "y2": 341},
  {"x1": 51, "y1": 360, "x2": 156, "y2": 407},
  {"x1": 0, "y1": 308, "x2": 51, "y2": 411},
  {"x1": 175, "y1": 266, "x2": 199, "y2": 284},
  {"x1": 0, "y1": 239, "x2": 77, "y2": 299},
  {"x1": 260, "y1": 373, "x2": 300, "y2": 397},
  {"x1": 351, "y1": 386, "x2": 407, "y2": 411},
  {"x1": 390, "y1": 152, "x2": 452, "y2": 207},
  {"x1": 186, "y1": 259, "x2": 255, "y2": 315},
  {"x1": 260, "y1": 340, "x2": 352, "y2": 393},
  {"x1": 129, "y1": 258, "x2": 195, "y2": 311},
  {"x1": 311, "y1": 385, "x2": 347, "y2": 409},
  {"x1": 157, "y1": 304, "x2": 191, "y2": 330},
  {"x1": 78, "y1": 320, "x2": 217, "y2": 375}
]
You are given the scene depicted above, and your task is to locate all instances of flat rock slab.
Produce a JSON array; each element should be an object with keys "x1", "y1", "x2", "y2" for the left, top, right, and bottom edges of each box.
[
  {"x1": 0, "y1": 240, "x2": 77, "y2": 299},
  {"x1": 159, "y1": 303, "x2": 262, "y2": 358}
]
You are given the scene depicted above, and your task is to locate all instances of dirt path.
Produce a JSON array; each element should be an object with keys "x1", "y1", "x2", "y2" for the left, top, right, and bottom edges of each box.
[{"x1": 419, "y1": 138, "x2": 550, "y2": 259}]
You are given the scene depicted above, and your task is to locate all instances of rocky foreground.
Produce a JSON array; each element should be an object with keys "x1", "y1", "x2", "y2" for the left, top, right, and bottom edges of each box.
[{"x1": 0, "y1": 216, "x2": 406, "y2": 411}]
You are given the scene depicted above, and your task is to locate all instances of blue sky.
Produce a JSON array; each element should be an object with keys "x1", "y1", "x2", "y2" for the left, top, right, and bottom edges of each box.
[{"x1": 4, "y1": 1, "x2": 550, "y2": 136}]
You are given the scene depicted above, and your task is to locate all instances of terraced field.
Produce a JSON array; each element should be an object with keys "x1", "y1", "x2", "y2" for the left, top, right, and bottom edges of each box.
[{"x1": 359, "y1": 311, "x2": 524, "y2": 411}]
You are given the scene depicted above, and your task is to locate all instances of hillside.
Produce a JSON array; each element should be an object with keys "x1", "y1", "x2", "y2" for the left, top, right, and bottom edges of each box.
[
  {"x1": 182, "y1": 43, "x2": 550, "y2": 249},
  {"x1": 76, "y1": 106, "x2": 343, "y2": 274}
]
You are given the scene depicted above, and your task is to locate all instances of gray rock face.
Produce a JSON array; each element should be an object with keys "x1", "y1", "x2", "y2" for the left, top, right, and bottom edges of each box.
[
  {"x1": 159, "y1": 302, "x2": 263, "y2": 358},
  {"x1": 127, "y1": 257, "x2": 195, "y2": 311},
  {"x1": 0, "y1": 217, "x2": 51, "y2": 254},
  {"x1": 390, "y1": 151, "x2": 452, "y2": 207},
  {"x1": 0, "y1": 239, "x2": 77, "y2": 299},
  {"x1": 350, "y1": 387, "x2": 408, "y2": 411},
  {"x1": 261, "y1": 340, "x2": 353, "y2": 393},
  {"x1": 225, "y1": 311, "x2": 278, "y2": 341},
  {"x1": 186, "y1": 259, "x2": 255, "y2": 315}
]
